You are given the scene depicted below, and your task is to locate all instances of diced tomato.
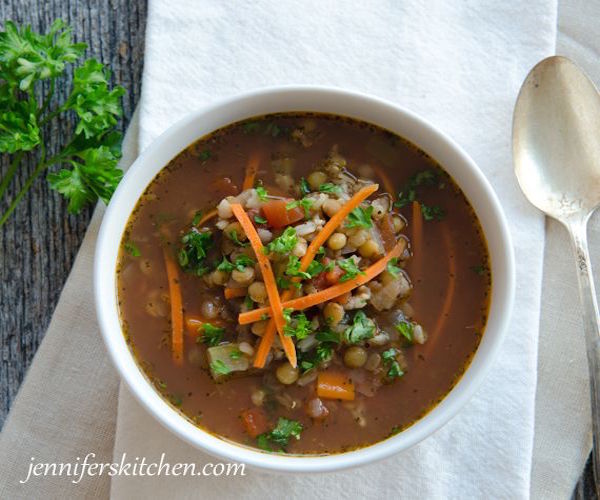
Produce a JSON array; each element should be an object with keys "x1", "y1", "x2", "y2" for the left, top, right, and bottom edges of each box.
[
  {"x1": 240, "y1": 407, "x2": 268, "y2": 438},
  {"x1": 325, "y1": 265, "x2": 344, "y2": 285},
  {"x1": 261, "y1": 200, "x2": 304, "y2": 228}
]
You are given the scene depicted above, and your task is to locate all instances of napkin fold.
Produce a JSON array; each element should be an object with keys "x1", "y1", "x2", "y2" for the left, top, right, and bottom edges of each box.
[{"x1": 113, "y1": 1, "x2": 556, "y2": 498}]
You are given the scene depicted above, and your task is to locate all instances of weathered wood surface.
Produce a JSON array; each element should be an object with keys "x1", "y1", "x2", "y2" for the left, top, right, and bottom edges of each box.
[
  {"x1": 0, "y1": 1, "x2": 594, "y2": 497},
  {"x1": 0, "y1": 0, "x2": 146, "y2": 425}
]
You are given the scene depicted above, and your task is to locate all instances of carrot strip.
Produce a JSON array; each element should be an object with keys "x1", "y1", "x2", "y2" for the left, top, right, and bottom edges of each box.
[
  {"x1": 253, "y1": 183, "x2": 379, "y2": 368},
  {"x1": 411, "y1": 201, "x2": 422, "y2": 272},
  {"x1": 240, "y1": 238, "x2": 406, "y2": 324},
  {"x1": 196, "y1": 208, "x2": 218, "y2": 226},
  {"x1": 230, "y1": 203, "x2": 297, "y2": 367},
  {"x1": 430, "y1": 226, "x2": 456, "y2": 339},
  {"x1": 372, "y1": 165, "x2": 395, "y2": 197},
  {"x1": 224, "y1": 287, "x2": 247, "y2": 299},
  {"x1": 163, "y1": 247, "x2": 184, "y2": 365},
  {"x1": 242, "y1": 153, "x2": 261, "y2": 191}
]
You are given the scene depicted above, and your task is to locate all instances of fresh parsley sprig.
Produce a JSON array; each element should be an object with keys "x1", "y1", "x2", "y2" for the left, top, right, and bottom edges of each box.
[{"x1": 0, "y1": 20, "x2": 125, "y2": 226}]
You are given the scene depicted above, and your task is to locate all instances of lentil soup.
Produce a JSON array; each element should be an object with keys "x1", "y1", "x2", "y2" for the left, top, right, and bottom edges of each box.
[{"x1": 116, "y1": 113, "x2": 491, "y2": 454}]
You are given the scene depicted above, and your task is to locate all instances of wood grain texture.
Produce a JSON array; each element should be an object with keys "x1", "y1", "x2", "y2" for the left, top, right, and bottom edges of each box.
[{"x1": 0, "y1": 0, "x2": 146, "y2": 425}]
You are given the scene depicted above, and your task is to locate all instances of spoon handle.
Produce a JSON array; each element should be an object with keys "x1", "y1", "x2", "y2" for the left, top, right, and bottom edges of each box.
[{"x1": 568, "y1": 216, "x2": 600, "y2": 494}]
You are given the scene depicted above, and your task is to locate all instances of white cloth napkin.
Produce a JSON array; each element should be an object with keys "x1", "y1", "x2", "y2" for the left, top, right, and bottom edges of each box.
[{"x1": 111, "y1": 1, "x2": 557, "y2": 498}]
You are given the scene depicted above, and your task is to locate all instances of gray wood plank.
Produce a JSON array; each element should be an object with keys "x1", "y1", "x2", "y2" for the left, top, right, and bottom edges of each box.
[{"x1": 0, "y1": 0, "x2": 146, "y2": 426}]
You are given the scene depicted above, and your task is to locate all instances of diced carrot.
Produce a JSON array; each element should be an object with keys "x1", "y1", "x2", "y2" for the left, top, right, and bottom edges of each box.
[
  {"x1": 261, "y1": 199, "x2": 304, "y2": 228},
  {"x1": 224, "y1": 287, "x2": 247, "y2": 299},
  {"x1": 240, "y1": 408, "x2": 268, "y2": 438},
  {"x1": 317, "y1": 372, "x2": 355, "y2": 401},
  {"x1": 185, "y1": 315, "x2": 204, "y2": 334}
]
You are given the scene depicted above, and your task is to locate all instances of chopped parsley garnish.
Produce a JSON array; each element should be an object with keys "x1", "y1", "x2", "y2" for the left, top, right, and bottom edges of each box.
[
  {"x1": 299, "y1": 177, "x2": 311, "y2": 196},
  {"x1": 343, "y1": 310, "x2": 375, "y2": 344},
  {"x1": 394, "y1": 320, "x2": 414, "y2": 344},
  {"x1": 315, "y1": 328, "x2": 341, "y2": 344},
  {"x1": 192, "y1": 211, "x2": 203, "y2": 226},
  {"x1": 337, "y1": 257, "x2": 365, "y2": 282},
  {"x1": 178, "y1": 228, "x2": 213, "y2": 275},
  {"x1": 285, "y1": 255, "x2": 324, "y2": 280},
  {"x1": 318, "y1": 183, "x2": 341, "y2": 194},
  {"x1": 229, "y1": 350, "x2": 243, "y2": 360},
  {"x1": 244, "y1": 295, "x2": 254, "y2": 309},
  {"x1": 394, "y1": 169, "x2": 445, "y2": 221},
  {"x1": 255, "y1": 186, "x2": 268, "y2": 201},
  {"x1": 227, "y1": 230, "x2": 249, "y2": 247},
  {"x1": 124, "y1": 240, "x2": 140, "y2": 257},
  {"x1": 216, "y1": 254, "x2": 255, "y2": 273},
  {"x1": 386, "y1": 257, "x2": 401, "y2": 277},
  {"x1": 421, "y1": 204, "x2": 445, "y2": 221},
  {"x1": 264, "y1": 226, "x2": 297, "y2": 254},
  {"x1": 199, "y1": 323, "x2": 225, "y2": 346},
  {"x1": 257, "y1": 417, "x2": 303, "y2": 451},
  {"x1": 242, "y1": 121, "x2": 261, "y2": 134},
  {"x1": 395, "y1": 169, "x2": 438, "y2": 208},
  {"x1": 471, "y1": 264, "x2": 487, "y2": 276},
  {"x1": 254, "y1": 215, "x2": 267, "y2": 224},
  {"x1": 345, "y1": 206, "x2": 373, "y2": 229},
  {"x1": 286, "y1": 197, "x2": 313, "y2": 218},
  {"x1": 198, "y1": 149, "x2": 211, "y2": 161},
  {"x1": 264, "y1": 122, "x2": 281, "y2": 137},
  {"x1": 298, "y1": 342, "x2": 334, "y2": 372},
  {"x1": 382, "y1": 348, "x2": 404, "y2": 379},
  {"x1": 210, "y1": 360, "x2": 230, "y2": 376},
  {"x1": 283, "y1": 310, "x2": 312, "y2": 340}
]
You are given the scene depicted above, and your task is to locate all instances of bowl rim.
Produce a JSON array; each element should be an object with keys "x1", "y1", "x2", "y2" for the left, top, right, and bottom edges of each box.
[{"x1": 94, "y1": 85, "x2": 515, "y2": 473}]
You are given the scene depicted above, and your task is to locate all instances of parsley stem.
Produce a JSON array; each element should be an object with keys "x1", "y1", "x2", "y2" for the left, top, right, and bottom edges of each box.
[
  {"x1": 0, "y1": 151, "x2": 25, "y2": 202},
  {"x1": 0, "y1": 143, "x2": 48, "y2": 228},
  {"x1": 38, "y1": 79, "x2": 55, "y2": 118}
]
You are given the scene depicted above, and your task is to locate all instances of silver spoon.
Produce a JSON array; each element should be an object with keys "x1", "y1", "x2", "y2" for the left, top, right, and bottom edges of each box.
[{"x1": 513, "y1": 56, "x2": 600, "y2": 492}]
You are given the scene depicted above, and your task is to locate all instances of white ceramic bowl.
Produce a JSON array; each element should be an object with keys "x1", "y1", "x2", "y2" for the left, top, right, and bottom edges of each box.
[{"x1": 95, "y1": 86, "x2": 514, "y2": 473}]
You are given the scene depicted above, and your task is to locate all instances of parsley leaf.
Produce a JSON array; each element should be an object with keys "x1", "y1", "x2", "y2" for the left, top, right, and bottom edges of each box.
[
  {"x1": 345, "y1": 206, "x2": 373, "y2": 229},
  {"x1": 394, "y1": 321, "x2": 414, "y2": 344},
  {"x1": 395, "y1": 169, "x2": 439, "y2": 208},
  {"x1": 255, "y1": 186, "x2": 268, "y2": 201},
  {"x1": 257, "y1": 418, "x2": 303, "y2": 451},
  {"x1": 123, "y1": 240, "x2": 140, "y2": 257},
  {"x1": 264, "y1": 226, "x2": 297, "y2": 254},
  {"x1": 178, "y1": 228, "x2": 213, "y2": 275},
  {"x1": 198, "y1": 149, "x2": 211, "y2": 161},
  {"x1": 216, "y1": 254, "x2": 255, "y2": 273},
  {"x1": 386, "y1": 257, "x2": 401, "y2": 277},
  {"x1": 299, "y1": 177, "x2": 311, "y2": 196},
  {"x1": 421, "y1": 203, "x2": 445, "y2": 221},
  {"x1": 254, "y1": 215, "x2": 267, "y2": 224},
  {"x1": 318, "y1": 183, "x2": 341, "y2": 194},
  {"x1": 199, "y1": 323, "x2": 225, "y2": 346},
  {"x1": 210, "y1": 360, "x2": 230, "y2": 376},
  {"x1": 0, "y1": 20, "x2": 125, "y2": 226},
  {"x1": 343, "y1": 310, "x2": 375, "y2": 344},
  {"x1": 286, "y1": 197, "x2": 313, "y2": 218},
  {"x1": 227, "y1": 230, "x2": 249, "y2": 247},
  {"x1": 229, "y1": 349, "x2": 242, "y2": 360},
  {"x1": 283, "y1": 310, "x2": 312, "y2": 340},
  {"x1": 337, "y1": 257, "x2": 365, "y2": 282},
  {"x1": 315, "y1": 328, "x2": 341, "y2": 344},
  {"x1": 382, "y1": 348, "x2": 404, "y2": 379}
]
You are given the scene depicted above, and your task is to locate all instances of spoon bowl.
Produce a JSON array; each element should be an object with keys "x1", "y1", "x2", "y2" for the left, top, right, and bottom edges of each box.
[{"x1": 513, "y1": 56, "x2": 600, "y2": 222}]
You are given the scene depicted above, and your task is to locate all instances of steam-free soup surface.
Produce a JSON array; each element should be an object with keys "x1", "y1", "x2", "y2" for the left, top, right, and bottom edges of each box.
[{"x1": 117, "y1": 113, "x2": 490, "y2": 454}]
